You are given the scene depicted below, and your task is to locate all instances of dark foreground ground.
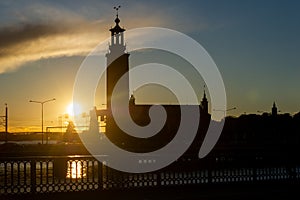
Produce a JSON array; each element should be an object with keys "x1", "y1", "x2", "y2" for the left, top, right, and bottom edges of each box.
[
  {"x1": 1, "y1": 143, "x2": 300, "y2": 200},
  {"x1": 2, "y1": 181, "x2": 299, "y2": 200}
]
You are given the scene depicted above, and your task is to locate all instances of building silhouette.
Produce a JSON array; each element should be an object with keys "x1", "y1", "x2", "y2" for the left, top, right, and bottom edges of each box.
[
  {"x1": 91, "y1": 12, "x2": 300, "y2": 155},
  {"x1": 93, "y1": 13, "x2": 211, "y2": 153},
  {"x1": 272, "y1": 101, "x2": 278, "y2": 116}
]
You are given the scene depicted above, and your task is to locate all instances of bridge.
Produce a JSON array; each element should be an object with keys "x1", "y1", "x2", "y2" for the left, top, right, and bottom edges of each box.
[{"x1": 1, "y1": 151, "x2": 300, "y2": 199}]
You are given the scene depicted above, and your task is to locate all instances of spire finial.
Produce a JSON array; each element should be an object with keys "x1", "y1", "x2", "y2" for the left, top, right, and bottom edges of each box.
[{"x1": 113, "y1": 5, "x2": 121, "y2": 18}]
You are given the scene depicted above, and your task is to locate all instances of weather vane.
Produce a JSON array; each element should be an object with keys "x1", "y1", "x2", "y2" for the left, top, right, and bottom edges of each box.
[{"x1": 113, "y1": 5, "x2": 121, "y2": 17}]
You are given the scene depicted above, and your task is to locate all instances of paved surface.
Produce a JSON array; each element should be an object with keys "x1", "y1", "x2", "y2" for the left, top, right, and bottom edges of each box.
[{"x1": 2, "y1": 181, "x2": 300, "y2": 200}]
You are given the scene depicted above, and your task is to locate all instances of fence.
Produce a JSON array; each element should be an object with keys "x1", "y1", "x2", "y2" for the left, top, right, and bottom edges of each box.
[{"x1": 0, "y1": 154, "x2": 300, "y2": 196}]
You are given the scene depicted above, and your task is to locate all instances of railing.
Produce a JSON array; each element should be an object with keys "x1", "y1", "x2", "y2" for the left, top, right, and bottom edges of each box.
[{"x1": 0, "y1": 155, "x2": 300, "y2": 196}]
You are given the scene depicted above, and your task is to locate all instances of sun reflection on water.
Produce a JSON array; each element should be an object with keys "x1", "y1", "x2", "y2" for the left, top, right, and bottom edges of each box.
[{"x1": 66, "y1": 160, "x2": 87, "y2": 179}]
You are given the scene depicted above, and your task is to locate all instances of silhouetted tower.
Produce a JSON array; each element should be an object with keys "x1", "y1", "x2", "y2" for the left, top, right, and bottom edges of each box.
[
  {"x1": 129, "y1": 94, "x2": 136, "y2": 106},
  {"x1": 272, "y1": 102, "x2": 278, "y2": 116},
  {"x1": 106, "y1": 6, "x2": 129, "y2": 110},
  {"x1": 201, "y1": 89, "x2": 208, "y2": 115},
  {"x1": 129, "y1": 94, "x2": 136, "y2": 118},
  {"x1": 105, "y1": 7, "x2": 130, "y2": 135}
]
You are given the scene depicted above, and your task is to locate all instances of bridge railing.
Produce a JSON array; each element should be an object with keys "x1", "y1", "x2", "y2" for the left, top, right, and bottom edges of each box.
[{"x1": 0, "y1": 155, "x2": 299, "y2": 195}]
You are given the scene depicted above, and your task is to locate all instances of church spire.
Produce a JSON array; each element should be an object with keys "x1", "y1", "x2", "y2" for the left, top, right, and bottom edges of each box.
[
  {"x1": 201, "y1": 85, "x2": 208, "y2": 114},
  {"x1": 129, "y1": 93, "x2": 136, "y2": 106},
  {"x1": 272, "y1": 101, "x2": 278, "y2": 116},
  {"x1": 203, "y1": 88, "x2": 207, "y2": 101}
]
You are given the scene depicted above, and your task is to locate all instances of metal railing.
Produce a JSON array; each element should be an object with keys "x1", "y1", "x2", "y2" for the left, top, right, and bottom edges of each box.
[{"x1": 0, "y1": 155, "x2": 299, "y2": 196}]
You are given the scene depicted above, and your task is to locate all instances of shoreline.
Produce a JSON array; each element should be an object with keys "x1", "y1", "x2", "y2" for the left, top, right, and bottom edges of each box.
[{"x1": 0, "y1": 142, "x2": 90, "y2": 157}]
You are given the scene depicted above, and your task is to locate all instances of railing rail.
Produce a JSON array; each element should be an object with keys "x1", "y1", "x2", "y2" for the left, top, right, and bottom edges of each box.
[{"x1": 0, "y1": 155, "x2": 299, "y2": 195}]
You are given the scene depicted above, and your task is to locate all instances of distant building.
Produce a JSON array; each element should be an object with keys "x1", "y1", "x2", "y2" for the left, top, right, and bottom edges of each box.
[
  {"x1": 89, "y1": 12, "x2": 300, "y2": 154},
  {"x1": 272, "y1": 102, "x2": 278, "y2": 116},
  {"x1": 200, "y1": 90, "x2": 209, "y2": 114}
]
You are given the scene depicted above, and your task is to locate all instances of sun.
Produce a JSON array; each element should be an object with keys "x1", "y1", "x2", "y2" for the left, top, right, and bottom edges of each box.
[
  {"x1": 66, "y1": 102, "x2": 81, "y2": 118},
  {"x1": 66, "y1": 103, "x2": 74, "y2": 117}
]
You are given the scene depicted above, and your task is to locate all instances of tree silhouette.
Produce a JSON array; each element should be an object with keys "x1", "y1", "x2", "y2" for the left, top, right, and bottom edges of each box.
[{"x1": 63, "y1": 121, "x2": 78, "y2": 143}]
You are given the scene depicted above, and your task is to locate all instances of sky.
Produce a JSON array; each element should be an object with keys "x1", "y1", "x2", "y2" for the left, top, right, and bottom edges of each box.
[{"x1": 0, "y1": 0, "x2": 300, "y2": 132}]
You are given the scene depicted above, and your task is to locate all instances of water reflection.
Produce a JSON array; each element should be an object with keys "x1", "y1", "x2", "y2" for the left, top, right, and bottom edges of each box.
[{"x1": 66, "y1": 160, "x2": 87, "y2": 179}]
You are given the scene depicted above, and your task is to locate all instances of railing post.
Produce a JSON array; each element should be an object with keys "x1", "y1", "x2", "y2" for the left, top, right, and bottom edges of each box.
[
  {"x1": 4, "y1": 162, "x2": 7, "y2": 188},
  {"x1": 252, "y1": 156, "x2": 258, "y2": 182},
  {"x1": 207, "y1": 157, "x2": 213, "y2": 184},
  {"x1": 288, "y1": 164, "x2": 296, "y2": 180},
  {"x1": 30, "y1": 160, "x2": 36, "y2": 194},
  {"x1": 253, "y1": 165, "x2": 257, "y2": 182},
  {"x1": 156, "y1": 170, "x2": 161, "y2": 187},
  {"x1": 98, "y1": 161, "x2": 103, "y2": 191}
]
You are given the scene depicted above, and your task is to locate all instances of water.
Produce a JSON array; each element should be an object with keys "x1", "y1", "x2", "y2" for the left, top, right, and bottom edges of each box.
[{"x1": 0, "y1": 140, "x2": 60, "y2": 145}]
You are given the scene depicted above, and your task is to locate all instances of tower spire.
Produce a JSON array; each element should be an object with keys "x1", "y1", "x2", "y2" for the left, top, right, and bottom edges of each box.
[
  {"x1": 203, "y1": 85, "x2": 207, "y2": 99},
  {"x1": 201, "y1": 85, "x2": 208, "y2": 115},
  {"x1": 108, "y1": 6, "x2": 126, "y2": 57},
  {"x1": 272, "y1": 101, "x2": 278, "y2": 116},
  {"x1": 110, "y1": 6, "x2": 125, "y2": 34}
]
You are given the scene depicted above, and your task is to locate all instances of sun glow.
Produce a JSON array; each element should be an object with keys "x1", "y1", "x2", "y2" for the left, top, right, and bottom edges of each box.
[
  {"x1": 66, "y1": 161, "x2": 86, "y2": 179},
  {"x1": 66, "y1": 102, "x2": 82, "y2": 118}
]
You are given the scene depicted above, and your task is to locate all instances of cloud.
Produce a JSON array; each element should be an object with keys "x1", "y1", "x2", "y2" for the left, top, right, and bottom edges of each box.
[
  {"x1": 0, "y1": 21, "x2": 105, "y2": 73},
  {"x1": 0, "y1": 1, "x2": 173, "y2": 74},
  {"x1": 0, "y1": 20, "x2": 172, "y2": 74},
  {"x1": 0, "y1": 2, "x2": 107, "y2": 73}
]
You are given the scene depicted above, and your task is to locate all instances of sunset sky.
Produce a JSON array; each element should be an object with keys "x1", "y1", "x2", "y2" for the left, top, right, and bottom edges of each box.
[{"x1": 0, "y1": 0, "x2": 300, "y2": 132}]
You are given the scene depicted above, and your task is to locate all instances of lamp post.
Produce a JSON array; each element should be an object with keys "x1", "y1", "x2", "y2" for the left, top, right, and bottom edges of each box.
[
  {"x1": 0, "y1": 103, "x2": 8, "y2": 143},
  {"x1": 5, "y1": 103, "x2": 7, "y2": 143},
  {"x1": 29, "y1": 98, "x2": 56, "y2": 144}
]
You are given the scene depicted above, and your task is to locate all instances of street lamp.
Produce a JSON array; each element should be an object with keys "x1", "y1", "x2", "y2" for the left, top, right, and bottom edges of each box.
[
  {"x1": 5, "y1": 103, "x2": 8, "y2": 143},
  {"x1": 0, "y1": 103, "x2": 8, "y2": 143},
  {"x1": 29, "y1": 98, "x2": 56, "y2": 144}
]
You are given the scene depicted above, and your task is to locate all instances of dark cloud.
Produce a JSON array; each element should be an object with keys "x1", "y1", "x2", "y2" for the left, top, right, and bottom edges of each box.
[
  {"x1": 0, "y1": 21, "x2": 103, "y2": 73},
  {"x1": 0, "y1": 7, "x2": 168, "y2": 73},
  {"x1": 0, "y1": 23, "x2": 71, "y2": 50}
]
